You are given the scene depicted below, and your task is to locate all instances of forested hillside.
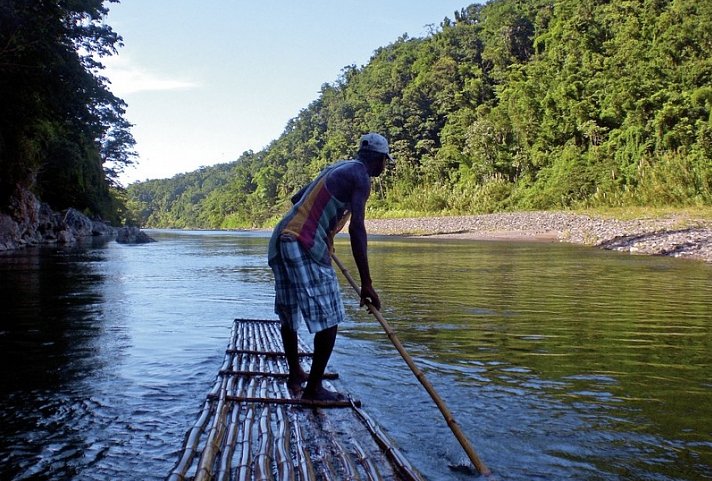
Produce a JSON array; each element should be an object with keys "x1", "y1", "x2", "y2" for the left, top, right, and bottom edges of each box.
[
  {"x1": 127, "y1": 0, "x2": 712, "y2": 229},
  {"x1": 0, "y1": 0, "x2": 135, "y2": 223}
]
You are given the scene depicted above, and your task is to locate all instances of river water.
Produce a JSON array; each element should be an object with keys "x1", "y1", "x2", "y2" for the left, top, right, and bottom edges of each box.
[{"x1": 1, "y1": 230, "x2": 711, "y2": 481}]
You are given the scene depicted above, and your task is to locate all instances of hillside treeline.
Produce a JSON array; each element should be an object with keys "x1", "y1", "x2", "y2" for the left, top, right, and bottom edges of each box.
[
  {"x1": 0, "y1": 0, "x2": 135, "y2": 223},
  {"x1": 128, "y1": 0, "x2": 712, "y2": 229}
]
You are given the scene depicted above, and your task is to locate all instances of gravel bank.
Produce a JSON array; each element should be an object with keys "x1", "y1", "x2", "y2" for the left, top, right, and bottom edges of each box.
[{"x1": 365, "y1": 211, "x2": 712, "y2": 263}]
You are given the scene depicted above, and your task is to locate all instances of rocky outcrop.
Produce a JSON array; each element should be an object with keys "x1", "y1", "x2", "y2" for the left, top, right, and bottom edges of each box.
[
  {"x1": 0, "y1": 213, "x2": 21, "y2": 249},
  {"x1": 0, "y1": 188, "x2": 117, "y2": 251},
  {"x1": 116, "y1": 226, "x2": 155, "y2": 244}
]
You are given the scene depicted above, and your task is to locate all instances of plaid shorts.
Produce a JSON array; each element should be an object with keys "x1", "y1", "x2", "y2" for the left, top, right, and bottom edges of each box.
[{"x1": 269, "y1": 236, "x2": 345, "y2": 333}]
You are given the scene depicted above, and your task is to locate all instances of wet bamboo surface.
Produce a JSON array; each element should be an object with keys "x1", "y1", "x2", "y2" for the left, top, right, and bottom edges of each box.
[{"x1": 167, "y1": 318, "x2": 425, "y2": 481}]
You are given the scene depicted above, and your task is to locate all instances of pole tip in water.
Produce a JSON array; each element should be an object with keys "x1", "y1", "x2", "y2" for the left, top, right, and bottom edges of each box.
[{"x1": 448, "y1": 459, "x2": 494, "y2": 478}]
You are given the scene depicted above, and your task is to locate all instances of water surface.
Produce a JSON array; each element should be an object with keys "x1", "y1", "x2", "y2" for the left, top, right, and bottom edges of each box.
[{"x1": 1, "y1": 231, "x2": 710, "y2": 480}]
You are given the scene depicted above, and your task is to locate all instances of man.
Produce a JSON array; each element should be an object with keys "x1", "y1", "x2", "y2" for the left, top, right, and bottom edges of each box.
[{"x1": 267, "y1": 133, "x2": 391, "y2": 401}]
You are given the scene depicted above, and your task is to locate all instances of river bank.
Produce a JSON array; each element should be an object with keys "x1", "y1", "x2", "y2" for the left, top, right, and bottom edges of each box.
[
  {"x1": 364, "y1": 211, "x2": 712, "y2": 263},
  {"x1": 0, "y1": 189, "x2": 157, "y2": 251}
]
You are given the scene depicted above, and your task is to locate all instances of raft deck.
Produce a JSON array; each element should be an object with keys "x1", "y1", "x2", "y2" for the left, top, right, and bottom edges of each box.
[{"x1": 168, "y1": 318, "x2": 425, "y2": 481}]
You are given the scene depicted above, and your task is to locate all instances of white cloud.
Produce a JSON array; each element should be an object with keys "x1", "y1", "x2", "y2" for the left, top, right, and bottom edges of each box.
[{"x1": 101, "y1": 55, "x2": 198, "y2": 95}]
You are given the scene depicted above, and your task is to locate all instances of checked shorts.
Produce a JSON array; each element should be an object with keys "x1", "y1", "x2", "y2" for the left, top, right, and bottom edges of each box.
[{"x1": 269, "y1": 236, "x2": 345, "y2": 333}]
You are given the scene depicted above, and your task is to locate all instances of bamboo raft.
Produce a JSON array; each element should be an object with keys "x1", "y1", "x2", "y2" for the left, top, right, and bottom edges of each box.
[{"x1": 167, "y1": 318, "x2": 425, "y2": 481}]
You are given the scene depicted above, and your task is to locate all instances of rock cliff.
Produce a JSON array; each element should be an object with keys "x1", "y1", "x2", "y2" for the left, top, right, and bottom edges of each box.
[{"x1": 0, "y1": 188, "x2": 115, "y2": 251}]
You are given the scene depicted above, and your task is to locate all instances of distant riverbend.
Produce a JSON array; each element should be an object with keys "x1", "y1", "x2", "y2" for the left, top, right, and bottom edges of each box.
[{"x1": 364, "y1": 211, "x2": 712, "y2": 263}]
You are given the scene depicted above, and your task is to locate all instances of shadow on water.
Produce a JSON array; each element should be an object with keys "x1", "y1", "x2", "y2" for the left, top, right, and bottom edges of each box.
[{"x1": 0, "y1": 241, "x2": 115, "y2": 480}]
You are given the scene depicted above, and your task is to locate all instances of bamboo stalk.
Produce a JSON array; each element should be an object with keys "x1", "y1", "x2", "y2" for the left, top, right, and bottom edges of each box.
[
  {"x1": 235, "y1": 405, "x2": 254, "y2": 481},
  {"x1": 233, "y1": 319, "x2": 254, "y2": 481},
  {"x1": 353, "y1": 439, "x2": 383, "y2": 481},
  {"x1": 239, "y1": 350, "x2": 250, "y2": 392},
  {"x1": 219, "y1": 370, "x2": 338, "y2": 380},
  {"x1": 265, "y1": 323, "x2": 292, "y2": 377},
  {"x1": 214, "y1": 324, "x2": 243, "y2": 480},
  {"x1": 351, "y1": 404, "x2": 425, "y2": 481},
  {"x1": 254, "y1": 404, "x2": 273, "y2": 481},
  {"x1": 216, "y1": 403, "x2": 241, "y2": 481},
  {"x1": 246, "y1": 321, "x2": 255, "y2": 352},
  {"x1": 257, "y1": 321, "x2": 269, "y2": 353},
  {"x1": 206, "y1": 393, "x2": 359, "y2": 408},
  {"x1": 331, "y1": 441, "x2": 360, "y2": 481},
  {"x1": 235, "y1": 317, "x2": 281, "y2": 324},
  {"x1": 236, "y1": 319, "x2": 247, "y2": 352},
  {"x1": 293, "y1": 419, "x2": 316, "y2": 481},
  {"x1": 274, "y1": 406, "x2": 296, "y2": 481},
  {"x1": 195, "y1": 380, "x2": 233, "y2": 481},
  {"x1": 226, "y1": 349, "x2": 314, "y2": 357},
  {"x1": 332, "y1": 253, "x2": 492, "y2": 477},
  {"x1": 319, "y1": 464, "x2": 337, "y2": 481}
]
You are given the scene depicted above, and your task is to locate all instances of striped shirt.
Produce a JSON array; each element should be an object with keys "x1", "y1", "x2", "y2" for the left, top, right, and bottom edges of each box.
[{"x1": 268, "y1": 160, "x2": 361, "y2": 266}]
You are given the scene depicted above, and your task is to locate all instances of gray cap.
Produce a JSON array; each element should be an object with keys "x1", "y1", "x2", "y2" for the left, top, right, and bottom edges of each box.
[{"x1": 359, "y1": 133, "x2": 393, "y2": 160}]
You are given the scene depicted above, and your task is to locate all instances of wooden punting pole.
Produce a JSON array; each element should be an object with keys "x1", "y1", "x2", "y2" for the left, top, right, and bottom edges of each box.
[{"x1": 332, "y1": 253, "x2": 492, "y2": 477}]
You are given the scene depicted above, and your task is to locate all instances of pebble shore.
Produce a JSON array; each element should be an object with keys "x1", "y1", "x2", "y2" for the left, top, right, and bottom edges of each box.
[{"x1": 364, "y1": 211, "x2": 712, "y2": 263}]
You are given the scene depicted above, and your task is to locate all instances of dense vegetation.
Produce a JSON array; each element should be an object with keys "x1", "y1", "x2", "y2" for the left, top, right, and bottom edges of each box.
[
  {"x1": 0, "y1": 0, "x2": 135, "y2": 223},
  {"x1": 129, "y1": 0, "x2": 712, "y2": 229}
]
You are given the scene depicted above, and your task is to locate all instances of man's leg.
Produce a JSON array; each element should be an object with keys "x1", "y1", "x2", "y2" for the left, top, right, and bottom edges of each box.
[
  {"x1": 271, "y1": 243, "x2": 308, "y2": 393},
  {"x1": 279, "y1": 238, "x2": 345, "y2": 401},
  {"x1": 302, "y1": 325, "x2": 344, "y2": 401},
  {"x1": 280, "y1": 322, "x2": 308, "y2": 391}
]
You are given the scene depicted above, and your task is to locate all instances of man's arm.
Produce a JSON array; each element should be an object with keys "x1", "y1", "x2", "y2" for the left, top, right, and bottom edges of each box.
[{"x1": 348, "y1": 174, "x2": 380, "y2": 310}]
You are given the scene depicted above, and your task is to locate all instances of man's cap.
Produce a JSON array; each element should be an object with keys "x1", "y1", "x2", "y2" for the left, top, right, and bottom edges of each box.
[{"x1": 359, "y1": 133, "x2": 393, "y2": 160}]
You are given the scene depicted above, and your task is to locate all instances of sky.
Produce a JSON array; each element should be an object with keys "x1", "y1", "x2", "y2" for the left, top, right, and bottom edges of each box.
[{"x1": 102, "y1": 1, "x2": 479, "y2": 186}]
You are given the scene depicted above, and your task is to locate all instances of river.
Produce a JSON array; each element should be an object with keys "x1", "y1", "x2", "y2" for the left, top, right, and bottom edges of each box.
[{"x1": 1, "y1": 230, "x2": 711, "y2": 480}]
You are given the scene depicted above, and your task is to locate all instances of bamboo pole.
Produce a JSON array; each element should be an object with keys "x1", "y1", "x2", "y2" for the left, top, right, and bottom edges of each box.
[
  {"x1": 293, "y1": 419, "x2": 316, "y2": 480},
  {"x1": 254, "y1": 403, "x2": 272, "y2": 481},
  {"x1": 235, "y1": 405, "x2": 254, "y2": 481},
  {"x1": 350, "y1": 403, "x2": 425, "y2": 481},
  {"x1": 206, "y1": 394, "x2": 358, "y2": 408},
  {"x1": 274, "y1": 406, "x2": 296, "y2": 481},
  {"x1": 353, "y1": 439, "x2": 384, "y2": 481},
  {"x1": 219, "y1": 370, "x2": 338, "y2": 380},
  {"x1": 225, "y1": 349, "x2": 314, "y2": 357},
  {"x1": 332, "y1": 253, "x2": 492, "y2": 477},
  {"x1": 216, "y1": 344, "x2": 244, "y2": 481},
  {"x1": 333, "y1": 448, "x2": 359, "y2": 481},
  {"x1": 195, "y1": 360, "x2": 236, "y2": 481},
  {"x1": 216, "y1": 404, "x2": 241, "y2": 481}
]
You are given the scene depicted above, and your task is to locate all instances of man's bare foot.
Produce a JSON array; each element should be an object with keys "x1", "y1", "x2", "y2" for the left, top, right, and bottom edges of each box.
[
  {"x1": 301, "y1": 386, "x2": 347, "y2": 402},
  {"x1": 287, "y1": 370, "x2": 309, "y2": 392}
]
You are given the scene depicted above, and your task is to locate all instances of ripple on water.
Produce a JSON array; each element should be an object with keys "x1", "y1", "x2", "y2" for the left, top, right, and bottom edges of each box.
[{"x1": 2, "y1": 232, "x2": 711, "y2": 481}]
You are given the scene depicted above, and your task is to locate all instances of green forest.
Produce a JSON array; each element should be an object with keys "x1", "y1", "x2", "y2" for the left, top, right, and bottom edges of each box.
[
  {"x1": 4, "y1": 1, "x2": 710, "y2": 230},
  {"x1": 128, "y1": 0, "x2": 712, "y2": 229},
  {"x1": 0, "y1": 0, "x2": 135, "y2": 223}
]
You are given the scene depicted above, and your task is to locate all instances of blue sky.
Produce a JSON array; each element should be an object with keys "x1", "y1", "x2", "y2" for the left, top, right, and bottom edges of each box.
[{"x1": 103, "y1": 1, "x2": 480, "y2": 185}]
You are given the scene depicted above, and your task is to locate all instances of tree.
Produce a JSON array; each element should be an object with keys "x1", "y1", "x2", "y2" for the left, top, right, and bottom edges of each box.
[{"x1": 0, "y1": 0, "x2": 135, "y2": 220}]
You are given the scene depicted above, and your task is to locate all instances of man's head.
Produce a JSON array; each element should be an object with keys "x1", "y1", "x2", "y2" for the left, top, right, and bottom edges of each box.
[{"x1": 358, "y1": 133, "x2": 392, "y2": 177}]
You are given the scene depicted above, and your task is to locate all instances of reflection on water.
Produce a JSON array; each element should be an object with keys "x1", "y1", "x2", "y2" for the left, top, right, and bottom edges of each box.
[
  {"x1": 334, "y1": 237, "x2": 712, "y2": 480},
  {"x1": 1, "y1": 231, "x2": 710, "y2": 480}
]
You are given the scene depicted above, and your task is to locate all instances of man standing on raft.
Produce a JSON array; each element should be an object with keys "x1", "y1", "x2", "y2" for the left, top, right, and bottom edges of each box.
[{"x1": 268, "y1": 133, "x2": 391, "y2": 401}]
